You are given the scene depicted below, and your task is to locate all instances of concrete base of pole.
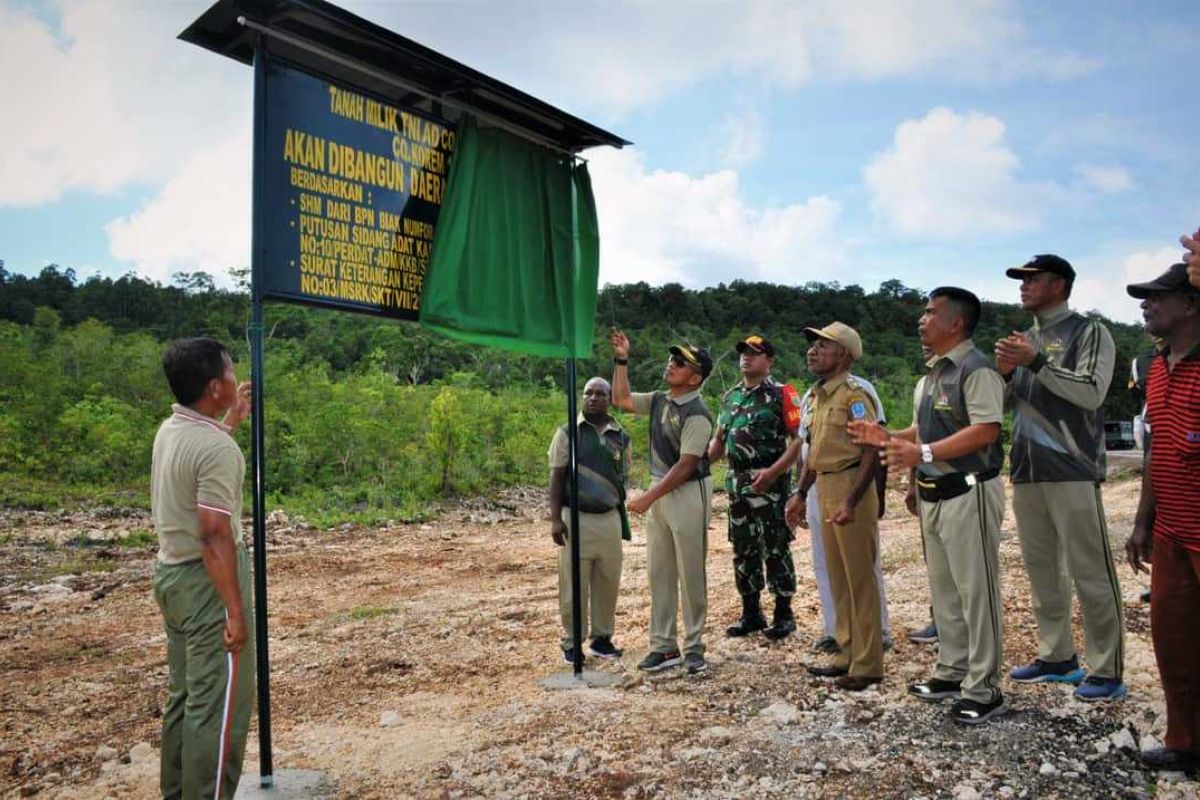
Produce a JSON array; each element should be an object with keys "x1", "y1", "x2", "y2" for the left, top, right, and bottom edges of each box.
[
  {"x1": 538, "y1": 669, "x2": 626, "y2": 690},
  {"x1": 235, "y1": 769, "x2": 334, "y2": 798}
]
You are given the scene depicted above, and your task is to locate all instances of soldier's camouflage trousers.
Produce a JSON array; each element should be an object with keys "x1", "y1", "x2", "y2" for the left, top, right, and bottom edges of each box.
[{"x1": 728, "y1": 496, "x2": 796, "y2": 598}]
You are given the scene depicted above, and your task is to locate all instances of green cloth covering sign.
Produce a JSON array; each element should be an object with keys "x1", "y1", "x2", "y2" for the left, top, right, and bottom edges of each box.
[{"x1": 420, "y1": 116, "x2": 600, "y2": 358}]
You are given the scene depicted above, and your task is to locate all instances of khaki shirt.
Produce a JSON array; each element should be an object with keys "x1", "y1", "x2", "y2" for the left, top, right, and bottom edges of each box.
[
  {"x1": 547, "y1": 414, "x2": 632, "y2": 469},
  {"x1": 911, "y1": 339, "x2": 1005, "y2": 473},
  {"x1": 805, "y1": 372, "x2": 876, "y2": 473},
  {"x1": 151, "y1": 404, "x2": 245, "y2": 564},
  {"x1": 629, "y1": 389, "x2": 713, "y2": 464}
]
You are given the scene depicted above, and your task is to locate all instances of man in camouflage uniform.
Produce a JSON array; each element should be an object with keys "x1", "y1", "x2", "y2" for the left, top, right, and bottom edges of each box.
[{"x1": 709, "y1": 335, "x2": 803, "y2": 640}]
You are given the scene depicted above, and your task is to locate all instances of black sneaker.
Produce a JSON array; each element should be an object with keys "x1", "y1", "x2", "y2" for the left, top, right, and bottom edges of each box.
[
  {"x1": 812, "y1": 636, "x2": 840, "y2": 655},
  {"x1": 562, "y1": 646, "x2": 583, "y2": 665},
  {"x1": 950, "y1": 696, "x2": 1006, "y2": 725},
  {"x1": 1140, "y1": 747, "x2": 1200, "y2": 776},
  {"x1": 908, "y1": 678, "x2": 962, "y2": 702},
  {"x1": 589, "y1": 637, "x2": 623, "y2": 659},
  {"x1": 684, "y1": 652, "x2": 708, "y2": 674},
  {"x1": 638, "y1": 650, "x2": 682, "y2": 672},
  {"x1": 908, "y1": 622, "x2": 938, "y2": 644}
]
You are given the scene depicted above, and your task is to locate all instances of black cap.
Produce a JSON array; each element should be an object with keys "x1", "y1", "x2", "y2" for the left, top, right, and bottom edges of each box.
[
  {"x1": 1006, "y1": 254, "x2": 1076, "y2": 282},
  {"x1": 735, "y1": 335, "x2": 776, "y2": 357},
  {"x1": 1126, "y1": 263, "x2": 1199, "y2": 299},
  {"x1": 668, "y1": 344, "x2": 713, "y2": 380}
]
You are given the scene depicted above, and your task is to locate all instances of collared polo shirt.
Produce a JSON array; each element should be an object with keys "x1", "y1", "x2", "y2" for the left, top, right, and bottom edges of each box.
[
  {"x1": 548, "y1": 414, "x2": 632, "y2": 469},
  {"x1": 1145, "y1": 340, "x2": 1200, "y2": 552},
  {"x1": 629, "y1": 389, "x2": 714, "y2": 476},
  {"x1": 151, "y1": 404, "x2": 246, "y2": 564},
  {"x1": 911, "y1": 339, "x2": 1005, "y2": 476}
]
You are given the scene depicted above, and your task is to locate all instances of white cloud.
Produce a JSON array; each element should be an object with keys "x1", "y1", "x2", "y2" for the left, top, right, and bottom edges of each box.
[
  {"x1": 589, "y1": 149, "x2": 845, "y2": 287},
  {"x1": 0, "y1": 0, "x2": 248, "y2": 208},
  {"x1": 105, "y1": 131, "x2": 251, "y2": 284},
  {"x1": 1069, "y1": 245, "x2": 1180, "y2": 323},
  {"x1": 863, "y1": 107, "x2": 1049, "y2": 239},
  {"x1": 1073, "y1": 164, "x2": 1136, "y2": 194},
  {"x1": 330, "y1": 1, "x2": 1096, "y2": 116},
  {"x1": 539, "y1": 0, "x2": 1097, "y2": 113},
  {"x1": 717, "y1": 111, "x2": 766, "y2": 168}
]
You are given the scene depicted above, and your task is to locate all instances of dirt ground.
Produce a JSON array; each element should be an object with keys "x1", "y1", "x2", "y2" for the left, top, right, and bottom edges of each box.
[{"x1": 2, "y1": 475, "x2": 1198, "y2": 799}]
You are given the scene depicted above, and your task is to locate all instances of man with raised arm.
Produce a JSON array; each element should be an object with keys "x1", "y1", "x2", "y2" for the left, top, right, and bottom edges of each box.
[
  {"x1": 1182, "y1": 226, "x2": 1199, "y2": 289},
  {"x1": 1125, "y1": 263, "x2": 1200, "y2": 777},
  {"x1": 610, "y1": 330, "x2": 715, "y2": 675},
  {"x1": 851, "y1": 288, "x2": 1007, "y2": 724},
  {"x1": 152, "y1": 337, "x2": 255, "y2": 799}
]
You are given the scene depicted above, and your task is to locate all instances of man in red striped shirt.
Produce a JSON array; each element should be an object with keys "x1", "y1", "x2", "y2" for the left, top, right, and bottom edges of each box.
[{"x1": 1126, "y1": 263, "x2": 1200, "y2": 776}]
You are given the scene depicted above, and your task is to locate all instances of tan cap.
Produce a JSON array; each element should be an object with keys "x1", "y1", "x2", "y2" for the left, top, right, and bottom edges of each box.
[{"x1": 803, "y1": 321, "x2": 863, "y2": 361}]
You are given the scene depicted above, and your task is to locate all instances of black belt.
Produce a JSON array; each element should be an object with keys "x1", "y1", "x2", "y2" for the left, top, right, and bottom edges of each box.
[{"x1": 916, "y1": 468, "x2": 1000, "y2": 503}]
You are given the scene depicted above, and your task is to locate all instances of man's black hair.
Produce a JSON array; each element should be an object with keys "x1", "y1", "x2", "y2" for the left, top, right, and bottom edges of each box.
[
  {"x1": 162, "y1": 337, "x2": 229, "y2": 405},
  {"x1": 929, "y1": 286, "x2": 982, "y2": 337}
]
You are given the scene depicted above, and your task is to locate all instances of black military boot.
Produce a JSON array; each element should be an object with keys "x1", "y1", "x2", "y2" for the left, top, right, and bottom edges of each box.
[
  {"x1": 726, "y1": 594, "x2": 768, "y2": 637},
  {"x1": 763, "y1": 595, "x2": 797, "y2": 641}
]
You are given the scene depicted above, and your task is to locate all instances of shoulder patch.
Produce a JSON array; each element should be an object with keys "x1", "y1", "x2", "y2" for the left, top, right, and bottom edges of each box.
[
  {"x1": 780, "y1": 383, "x2": 802, "y2": 433},
  {"x1": 849, "y1": 400, "x2": 868, "y2": 420}
]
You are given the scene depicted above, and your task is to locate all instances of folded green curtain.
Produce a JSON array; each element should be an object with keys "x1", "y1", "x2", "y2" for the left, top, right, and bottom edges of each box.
[{"x1": 420, "y1": 116, "x2": 600, "y2": 359}]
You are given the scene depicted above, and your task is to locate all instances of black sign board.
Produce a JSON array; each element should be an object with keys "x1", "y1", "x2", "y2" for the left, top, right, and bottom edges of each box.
[{"x1": 261, "y1": 59, "x2": 455, "y2": 319}]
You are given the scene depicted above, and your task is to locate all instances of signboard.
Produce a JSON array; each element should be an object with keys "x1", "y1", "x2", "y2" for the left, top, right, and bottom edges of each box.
[{"x1": 261, "y1": 60, "x2": 455, "y2": 319}]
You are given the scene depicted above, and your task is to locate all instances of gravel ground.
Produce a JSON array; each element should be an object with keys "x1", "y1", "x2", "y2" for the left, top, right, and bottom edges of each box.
[{"x1": 1, "y1": 476, "x2": 1197, "y2": 799}]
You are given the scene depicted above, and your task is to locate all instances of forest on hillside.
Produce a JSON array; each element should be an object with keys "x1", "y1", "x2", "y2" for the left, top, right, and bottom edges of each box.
[{"x1": 0, "y1": 262, "x2": 1152, "y2": 522}]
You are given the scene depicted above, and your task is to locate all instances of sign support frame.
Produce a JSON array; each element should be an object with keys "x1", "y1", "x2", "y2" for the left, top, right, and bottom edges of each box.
[{"x1": 249, "y1": 33, "x2": 275, "y2": 789}]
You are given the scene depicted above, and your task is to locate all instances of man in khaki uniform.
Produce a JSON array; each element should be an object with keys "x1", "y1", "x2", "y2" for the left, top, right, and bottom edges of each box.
[
  {"x1": 151, "y1": 337, "x2": 255, "y2": 799},
  {"x1": 785, "y1": 322, "x2": 884, "y2": 691},
  {"x1": 610, "y1": 330, "x2": 715, "y2": 675},
  {"x1": 548, "y1": 377, "x2": 631, "y2": 663},
  {"x1": 852, "y1": 287, "x2": 1007, "y2": 725}
]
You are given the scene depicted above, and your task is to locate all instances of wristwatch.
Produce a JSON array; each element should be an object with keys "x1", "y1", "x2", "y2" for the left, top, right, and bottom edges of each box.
[
  {"x1": 613, "y1": 357, "x2": 628, "y2": 365},
  {"x1": 920, "y1": 444, "x2": 934, "y2": 464}
]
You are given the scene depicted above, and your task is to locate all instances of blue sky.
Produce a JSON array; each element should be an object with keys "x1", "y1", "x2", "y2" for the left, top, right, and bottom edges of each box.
[{"x1": 1, "y1": 0, "x2": 1197, "y2": 323}]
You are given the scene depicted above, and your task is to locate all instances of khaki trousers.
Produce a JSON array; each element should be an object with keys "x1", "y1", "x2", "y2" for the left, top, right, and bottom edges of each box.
[
  {"x1": 921, "y1": 477, "x2": 1006, "y2": 704},
  {"x1": 1012, "y1": 481, "x2": 1124, "y2": 679},
  {"x1": 646, "y1": 477, "x2": 713, "y2": 656},
  {"x1": 558, "y1": 508, "x2": 624, "y2": 649},
  {"x1": 816, "y1": 469, "x2": 884, "y2": 678}
]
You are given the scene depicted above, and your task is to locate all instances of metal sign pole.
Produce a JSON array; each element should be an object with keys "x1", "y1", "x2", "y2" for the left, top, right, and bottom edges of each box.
[
  {"x1": 565, "y1": 358, "x2": 584, "y2": 676},
  {"x1": 249, "y1": 33, "x2": 275, "y2": 788}
]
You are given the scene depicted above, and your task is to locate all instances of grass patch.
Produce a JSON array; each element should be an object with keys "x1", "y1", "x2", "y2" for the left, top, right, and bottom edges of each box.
[
  {"x1": 50, "y1": 555, "x2": 117, "y2": 576},
  {"x1": 0, "y1": 473, "x2": 149, "y2": 512},
  {"x1": 116, "y1": 528, "x2": 156, "y2": 548},
  {"x1": 268, "y1": 488, "x2": 437, "y2": 529},
  {"x1": 349, "y1": 606, "x2": 400, "y2": 621}
]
